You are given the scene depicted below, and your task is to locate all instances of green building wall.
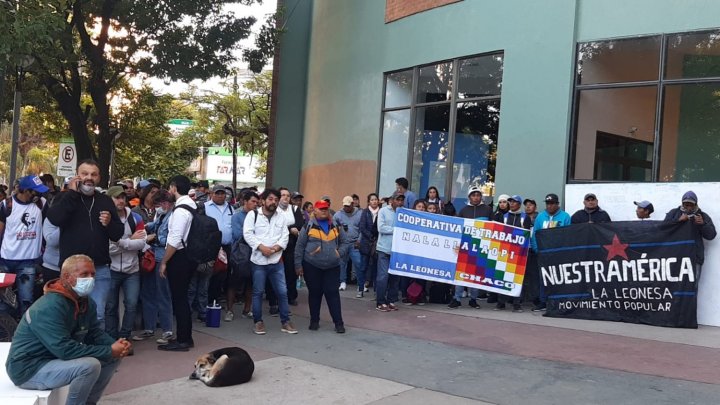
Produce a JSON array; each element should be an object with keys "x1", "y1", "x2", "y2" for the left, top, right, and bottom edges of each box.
[{"x1": 272, "y1": 0, "x2": 720, "y2": 205}]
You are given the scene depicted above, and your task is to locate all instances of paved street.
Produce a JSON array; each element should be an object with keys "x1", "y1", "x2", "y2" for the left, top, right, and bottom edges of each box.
[{"x1": 103, "y1": 289, "x2": 720, "y2": 404}]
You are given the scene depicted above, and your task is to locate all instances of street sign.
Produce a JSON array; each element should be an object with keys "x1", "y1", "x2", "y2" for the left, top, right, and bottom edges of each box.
[{"x1": 57, "y1": 138, "x2": 77, "y2": 177}]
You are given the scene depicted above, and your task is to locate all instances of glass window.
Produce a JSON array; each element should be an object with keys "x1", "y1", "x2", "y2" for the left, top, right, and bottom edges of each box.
[
  {"x1": 451, "y1": 100, "x2": 500, "y2": 207},
  {"x1": 577, "y1": 36, "x2": 661, "y2": 85},
  {"x1": 411, "y1": 105, "x2": 450, "y2": 196},
  {"x1": 458, "y1": 54, "x2": 503, "y2": 98},
  {"x1": 660, "y1": 83, "x2": 720, "y2": 182},
  {"x1": 573, "y1": 87, "x2": 657, "y2": 181},
  {"x1": 384, "y1": 70, "x2": 414, "y2": 108},
  {"x1": 378, "y1": 110, "x2": 412, "y2": 198},
  {"x1": 666, "y1": 31, "x2": 720, "y2": 80},
  {"x1": 416, "y1": 62, "x2": 453, "y2": 103},
  {"x1": 380, "y1": 52, "x2": 503, "y2": 200}
]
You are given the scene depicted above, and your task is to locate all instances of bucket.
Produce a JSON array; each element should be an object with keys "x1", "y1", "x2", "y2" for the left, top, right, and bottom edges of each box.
[{"x1": 206, "y1": 300, "x2": 222, "y2": 328}]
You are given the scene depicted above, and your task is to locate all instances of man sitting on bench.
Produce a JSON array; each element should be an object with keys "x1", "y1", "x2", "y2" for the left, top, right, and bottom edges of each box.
[{"x1": 5, "y1": 254, "x2": 131, "y2": 405}]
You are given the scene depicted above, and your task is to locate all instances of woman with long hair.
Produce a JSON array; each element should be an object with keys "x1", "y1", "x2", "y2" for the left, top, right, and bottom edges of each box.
[
  {"x1": 359, "y1": 193, "x2": 381, "y2": 293},
  {"x1": 424, "y1": 186, "x2": 443, "y2": 212}
]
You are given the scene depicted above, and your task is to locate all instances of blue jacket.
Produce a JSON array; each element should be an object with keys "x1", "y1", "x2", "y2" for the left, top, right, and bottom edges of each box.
[
  {"x1": 231, "y1": 208, "x2": 252, "y2": 243},
  {"x1": 146, "y1": 212, "x2": 171, "y2": 262},
  {"x1": 376, "y1": 205, "x2": 397, "y2": 254},
  {"x1": 531, "y1": 209, "x2": 571, "y2": 252}
]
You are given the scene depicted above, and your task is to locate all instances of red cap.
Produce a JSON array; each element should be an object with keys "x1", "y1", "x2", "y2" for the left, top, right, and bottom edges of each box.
[{"x1": 314, "y1": 200, "x2": 330, "y2": 210}]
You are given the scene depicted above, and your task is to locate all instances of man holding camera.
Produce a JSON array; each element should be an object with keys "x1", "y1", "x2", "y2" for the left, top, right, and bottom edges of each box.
[{"x1": 664, "y1": 191, "x2": 716, "y2": 279}]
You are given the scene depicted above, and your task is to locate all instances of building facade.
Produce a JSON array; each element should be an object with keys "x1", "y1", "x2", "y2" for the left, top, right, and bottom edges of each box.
[{"x1": 270, "y1": 0, "x2": 720, "y2": 325}]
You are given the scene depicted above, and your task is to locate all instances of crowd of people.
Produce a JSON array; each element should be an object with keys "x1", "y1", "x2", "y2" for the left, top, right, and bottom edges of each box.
[{"x1": 0, "y1": 162, "x2": 716, "y2": 404}]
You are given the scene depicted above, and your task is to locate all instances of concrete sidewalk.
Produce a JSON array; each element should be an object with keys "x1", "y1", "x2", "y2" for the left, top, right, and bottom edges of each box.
[
  {"x1": 103, "y1": 356, "x2": 489, "y2": 405},
  {"x1": 100, "y1": 289, "x2": 720, "y2": 404}
]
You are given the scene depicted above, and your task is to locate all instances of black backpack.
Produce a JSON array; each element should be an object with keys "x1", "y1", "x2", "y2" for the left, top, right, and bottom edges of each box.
[
  {"x1": 428, "y1": 283, "x2": 453, "y2": 304},
  {"x1": 176, "y1": 204, "x2": 222, "y2": 264}
]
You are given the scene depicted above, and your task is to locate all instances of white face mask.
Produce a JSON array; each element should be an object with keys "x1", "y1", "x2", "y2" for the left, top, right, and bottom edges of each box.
[
  {"x1": 79, "y1": 183, "x2": 96, "y2": 196},
  {"x1": 156, "y1": 207, "x2": 166, "y2": 216},
  {"x1": 72, "y1": 277, "x2": 95, "y2": 297}
]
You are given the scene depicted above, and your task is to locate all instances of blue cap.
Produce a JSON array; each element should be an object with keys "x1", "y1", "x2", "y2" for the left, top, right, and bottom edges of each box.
[
  {"x1": 19, "y1": 175, "x2": 49, "y2": 193},
  {"x1": 682, "y1": 191, "x2": 697, "y2": 204},
  {"x1": 138, "y1": 180, "x2": 151, "y2": 189},
  {"x1": 508, "y1": 195, "x2": 523, "y2": 203}
]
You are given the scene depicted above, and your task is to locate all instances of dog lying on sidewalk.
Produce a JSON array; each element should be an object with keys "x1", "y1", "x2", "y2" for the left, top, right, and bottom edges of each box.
[{"x1": 190, "y1": 347, "x2": 255, "y2": 387}]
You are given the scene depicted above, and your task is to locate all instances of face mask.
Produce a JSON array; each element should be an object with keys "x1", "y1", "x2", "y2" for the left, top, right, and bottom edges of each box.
[
  {"x1": 72, "y1": 277, "x2": 95, "y2": 297},
  {"x1": 156, "y1": 207, "x2": 166, "y2": 216},
  {"x1": 279, "y1": 200, "x2": 289, "y2": 209},
  {"x1": 79, "y1": 183, "x2": 95, "y2": 196}
]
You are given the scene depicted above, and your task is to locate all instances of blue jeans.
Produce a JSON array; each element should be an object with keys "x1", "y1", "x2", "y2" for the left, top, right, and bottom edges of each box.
[
  {"x1": 0, "y1": 258, "x2": 36, "y2": 314},
  {"x1": 252, "y1": 262, "x2": 291, "y2": 324},
  {"x1": 188, "y1": 270, "x2": 211, "y2": 319},
  {"x1": 19, "y1": 357, "x2": 120, "y2": 405},
  {"x1": 361, "y1": 253, "x2": 377, "y2": 290},
  {"x1": 340, "y1": 246, "x2": 363, "y2": 289},
  {"x1": 140, "y1": 250, "x2": 173, "y2": 333},
  {"x1": 376, "y1": 252, "x2": 399, "y2": 305},
  {"x1": 105, "y1": 271, "x2": 140, "y2": 339},
  {"x1": 89, "y1": 265, "x2": 111, "y2": 331},
  {"x1": 454, "y1": 285, "x2": 480, "y2": 301}
]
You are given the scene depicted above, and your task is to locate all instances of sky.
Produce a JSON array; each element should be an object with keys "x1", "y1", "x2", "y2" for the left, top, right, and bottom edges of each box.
[{"x1": 145, "y1": 0, "x2": 278, "y2": 96}]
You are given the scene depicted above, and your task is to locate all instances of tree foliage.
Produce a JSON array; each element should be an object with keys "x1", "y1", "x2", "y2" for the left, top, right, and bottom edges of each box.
[
  {"x1": 184, "y1": 71, "x2": 271, "y2": 178},
  {"x1": 1, "y1": 0, "x2": 278, "y2": 186},
  {"x1": 113, "y1": 86, "x2": 202, "y2": 183}
]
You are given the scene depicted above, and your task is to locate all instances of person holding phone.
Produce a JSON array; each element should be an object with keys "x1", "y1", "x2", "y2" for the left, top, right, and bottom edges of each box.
[
  {"x1": 47, "y1": 159, "x2": 124, "y2": 330},
  {"x1": 664, "y1": 191, "x2": 716, "y2": 279}
]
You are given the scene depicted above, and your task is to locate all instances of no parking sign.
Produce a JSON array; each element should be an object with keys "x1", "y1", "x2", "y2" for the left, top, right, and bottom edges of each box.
[{"x1": 57, "y1": 138, "x2": 77, "y2": 177}]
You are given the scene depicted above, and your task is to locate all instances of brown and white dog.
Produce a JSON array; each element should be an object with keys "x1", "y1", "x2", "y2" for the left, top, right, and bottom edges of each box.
[{"x1": 190, "y1": 347, "x2": 255, "y2": 387}]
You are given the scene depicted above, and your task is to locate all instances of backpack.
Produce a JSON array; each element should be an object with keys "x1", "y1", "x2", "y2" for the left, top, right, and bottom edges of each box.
[
  {"x1": 428, "y1": 283, "x2": 453, "y2": 304},
  {"x1": 176, "y1": 204, "x2": 222, "y2": 264},
  {"x1": 230, "y1": 210, "x2": 258, "y2": 279},
  {"x1": 407, "y1": 281, "x2": 425, "y2": 304}
]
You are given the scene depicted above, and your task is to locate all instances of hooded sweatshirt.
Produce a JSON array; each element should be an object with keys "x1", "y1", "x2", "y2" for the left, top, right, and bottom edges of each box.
[
  {"x1": 333, "y1": 207, "x2": 362, "y2": 243},
  {"x1": 531, "y1": 209, "x2": 571, "y2": 251},
  {"x1": 458, "y1": 202, "x2": 493, "y2": 220},
  {"x1": 6, "y1": 279, "x2": 115, "y2": 386},
  {"x1": 294, "y1": 216, "x2": 349, "y2": 270},
  {"x1": 571, "y1": 207, "x2": 611, "y2": 224},
  {"x1": 109, "y1": 207, "x2": 146, "y2": 274}
]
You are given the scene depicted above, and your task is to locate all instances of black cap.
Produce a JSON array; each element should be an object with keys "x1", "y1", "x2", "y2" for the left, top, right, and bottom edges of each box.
[
  {"x1": 523, "y1": 198, "x2": 536, "y2": 205},
  {"x1": 544, "y1": 193, "x2": 560, "y2": 204},
  {"x1": 584, "y1": 193, "x2": 597, "y2": 200}
]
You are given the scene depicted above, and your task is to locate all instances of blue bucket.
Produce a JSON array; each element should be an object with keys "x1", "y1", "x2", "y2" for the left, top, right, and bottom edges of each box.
[{"x1": 206, "y1": 301, "x2": 222, "y2": 328}]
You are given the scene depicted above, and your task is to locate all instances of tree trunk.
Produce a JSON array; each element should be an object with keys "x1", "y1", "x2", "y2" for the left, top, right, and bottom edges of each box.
[{"x1": 40, "y1": 75, "x2": 98, "y2": 169}]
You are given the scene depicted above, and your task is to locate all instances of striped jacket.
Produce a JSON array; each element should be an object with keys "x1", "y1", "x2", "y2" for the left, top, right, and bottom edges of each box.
[{"x1": 294, "y1": 216, "x2": 350, "y2": 270}]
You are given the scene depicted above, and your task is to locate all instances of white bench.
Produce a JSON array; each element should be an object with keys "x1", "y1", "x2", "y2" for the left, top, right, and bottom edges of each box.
[{"x1": 0, "y1": 342, "x2": 68, "y2": 405}]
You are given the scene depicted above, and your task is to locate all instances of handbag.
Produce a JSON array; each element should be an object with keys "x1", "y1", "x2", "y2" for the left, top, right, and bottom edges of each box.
[
  {"x1": 213, "y1": 248, "x2": 228, "y2": 273},
  {"x1": 140, "y1": 249, "x2": 156, "y2": 273}
]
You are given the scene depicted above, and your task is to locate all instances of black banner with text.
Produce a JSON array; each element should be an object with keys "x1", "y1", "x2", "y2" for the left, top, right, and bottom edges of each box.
[{"x1": 536, "y1": 221, "x2": 698, "y2": 328}]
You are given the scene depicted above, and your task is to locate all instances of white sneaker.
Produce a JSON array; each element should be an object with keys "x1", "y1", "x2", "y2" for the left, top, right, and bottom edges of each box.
[
  {"x1": 339, "y1": 282, "x2": 346, "y2": 291},
  {"x1": 224, "y1": 311, "x2": 234, "y2": 322},
  {"x1": 356, "y1": 291, "x2": 363, "y2": 298},
  {"x1": 156, "y1": 331, "x2": 174, "y2": 344}
]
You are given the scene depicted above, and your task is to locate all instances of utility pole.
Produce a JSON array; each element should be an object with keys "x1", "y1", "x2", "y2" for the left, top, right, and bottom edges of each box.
[
  {"x1": 232, "y1": 73, "x2": 239, "y2": 194},
  {"x1": 9, "y1": 65, "x2": 23, "y2": 187}
]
